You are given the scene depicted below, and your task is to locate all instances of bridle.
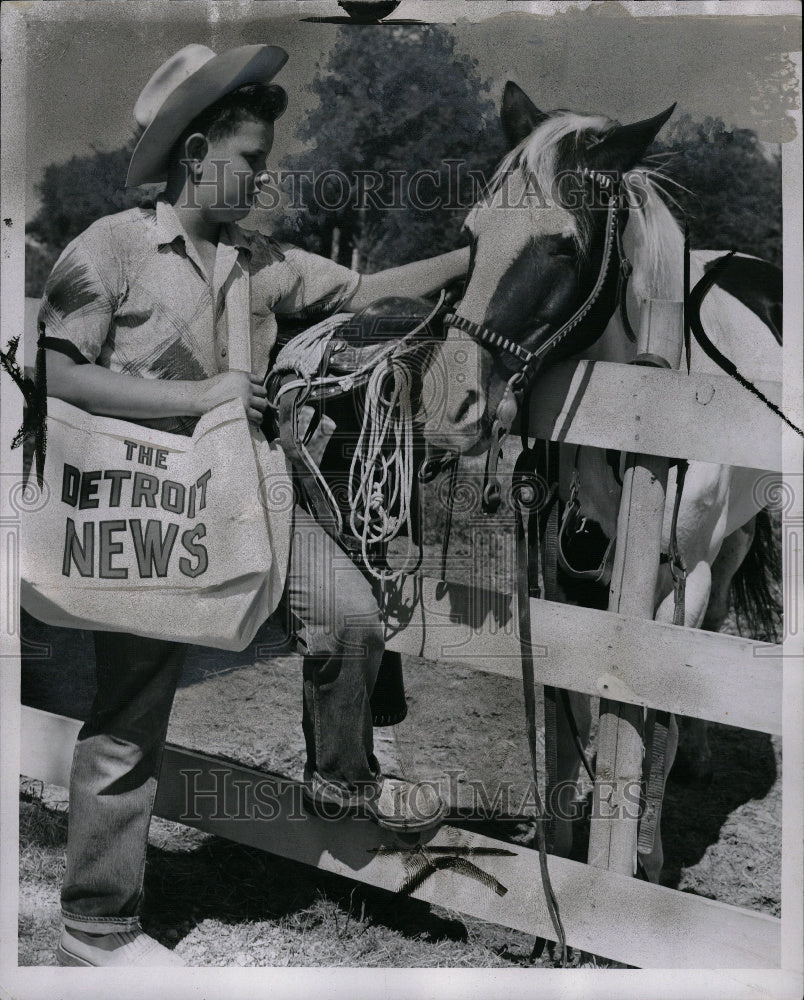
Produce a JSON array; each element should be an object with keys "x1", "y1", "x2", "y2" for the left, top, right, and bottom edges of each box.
[
  {"x1": 424, "y1": 166, "x2": 798, "y2": 962},
  {"x1": 425, "y1": 171, "x2": 636, "y2": 962},
  {"x1": 441, "y1": 170, "x2": 634, "y2": 512}
]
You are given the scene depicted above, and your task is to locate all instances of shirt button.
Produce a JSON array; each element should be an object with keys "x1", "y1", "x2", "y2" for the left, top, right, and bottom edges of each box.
[{"x1": 221, "y1": 347, "x2": 228, "y2": 358}]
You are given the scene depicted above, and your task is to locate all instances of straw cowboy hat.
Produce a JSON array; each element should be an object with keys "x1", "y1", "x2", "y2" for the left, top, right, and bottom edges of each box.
[{"x1": 126, "y1": 43, "x2": 288, "y2": 187}]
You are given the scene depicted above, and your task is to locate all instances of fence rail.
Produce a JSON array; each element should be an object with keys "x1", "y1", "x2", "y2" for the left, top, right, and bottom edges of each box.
[
  {"x1": 17, "y1": 297, "x2": 786, "y2": 968},
  {"x1": 527, "y1": 359, "x2": 783, "y2": 472},
  {"x1": 19, "y1": 705, "x2": 781, "y2": 970},
  {"x1": 385, "y1": 576, "x2": 782, "y2": 735}
]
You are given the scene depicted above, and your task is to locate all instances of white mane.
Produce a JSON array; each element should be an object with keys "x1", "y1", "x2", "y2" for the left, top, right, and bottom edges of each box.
[
  {"x1": 476, "y1": 111, "x2": 686, "y2": 301},
  {"x1": 462, "y1": 109, "x2": 781, "y2": 382}
]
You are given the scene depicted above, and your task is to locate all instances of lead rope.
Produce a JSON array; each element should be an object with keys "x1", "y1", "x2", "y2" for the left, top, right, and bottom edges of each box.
[{"x1": 512, "y1": 444, "x2": 568, "y2": 966}]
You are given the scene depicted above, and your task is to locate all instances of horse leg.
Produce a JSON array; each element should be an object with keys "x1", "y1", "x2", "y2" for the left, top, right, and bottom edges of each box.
[
  {"x1": 674, "y1": 519, "x2": 757, "y2": 785},
  {"x1": 638, "y1": 558, "x2": 713, "y2": 883},
  {"x1": 551, "y1": 690, "x2": 592, "y2": 859}
]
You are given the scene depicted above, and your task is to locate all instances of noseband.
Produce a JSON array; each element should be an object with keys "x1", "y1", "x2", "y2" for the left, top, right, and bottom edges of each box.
[{"x1": 443, "y1": 171, "x2": 633, "y2": 512}]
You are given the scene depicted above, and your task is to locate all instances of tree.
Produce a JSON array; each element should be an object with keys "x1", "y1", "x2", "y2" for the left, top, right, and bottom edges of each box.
[
  {"x1": 27, "y1": 144, "x2": 144, "y2": 249},
  {"x1": 25, "y1": 143, "x2": 159, "y2": 292},
  {"x1": 270, "y1": 24, "x2": 507, "y2": 271},
  {"x1": 24, "y1": 240, "x2": 59, "y2": 298},
  {"x1": 648, "y1": 113, "x2": 782, "y2": 266}
]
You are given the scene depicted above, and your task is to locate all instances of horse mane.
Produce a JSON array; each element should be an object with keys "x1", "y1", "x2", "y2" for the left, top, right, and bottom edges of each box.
[{"x1": 477, "y1": 111, "x2": 685, "y2": 301}]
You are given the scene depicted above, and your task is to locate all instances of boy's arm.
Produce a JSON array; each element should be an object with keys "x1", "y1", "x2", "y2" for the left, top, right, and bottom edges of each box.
[
  {"x1": 47, "y1": 352, "x2": 269, "y2": 425},
  {"x1": 345, "y1": 247, "x2": 470, "y2": 311}
]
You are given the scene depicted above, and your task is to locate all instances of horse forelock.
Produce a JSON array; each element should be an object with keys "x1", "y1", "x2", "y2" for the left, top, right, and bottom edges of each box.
[
  {"x1": 468, "y1": 113, "x2": 612, "y2": 257},
  {"x1": 464, "y1": 108, "x2": 692, "y2": 351}
]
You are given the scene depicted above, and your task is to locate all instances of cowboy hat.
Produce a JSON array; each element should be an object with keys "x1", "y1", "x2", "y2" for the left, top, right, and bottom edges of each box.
[{"x1": 126, "y1": 43, "x2": 288, "y2": 187}]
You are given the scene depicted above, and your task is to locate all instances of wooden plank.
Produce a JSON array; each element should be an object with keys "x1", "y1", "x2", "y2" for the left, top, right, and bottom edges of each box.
[
  {"x1": 527, "y1": 360, "x2": 783, "y2": 472},
  {"x1": 588, "y1": 299, "x2": 681, "y2": 877},
  {"x1": 384, "y1": 576, "x2": 782, "y2": 736},
  {"x1": 589, "y1": 453, "x2": 669, "y2": 876},
  {"x1": 18, "y1": 706, "x2": 780, "y2": 970}
]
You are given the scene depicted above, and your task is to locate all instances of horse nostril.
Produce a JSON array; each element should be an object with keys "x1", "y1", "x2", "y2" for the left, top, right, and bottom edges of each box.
[{"x1": 452, "y1": 388, "x2": 484, "y2": 426}]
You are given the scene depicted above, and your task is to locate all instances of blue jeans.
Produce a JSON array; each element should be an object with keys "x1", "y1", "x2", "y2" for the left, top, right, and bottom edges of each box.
[{"x1": 61, "y1": 507, "x2": 384, "y2": 932}]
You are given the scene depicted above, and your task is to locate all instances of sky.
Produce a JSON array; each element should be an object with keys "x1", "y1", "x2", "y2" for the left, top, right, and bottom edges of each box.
[{"x1": 16, "y1": 0, "x2": 801, "y2": 219}]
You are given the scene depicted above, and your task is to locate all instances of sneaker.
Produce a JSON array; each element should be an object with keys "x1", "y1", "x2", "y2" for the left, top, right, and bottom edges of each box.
[
  {"x1": 302, "y1": 770, "x2": 446, "y2": 836},
  {"x1": 56, "y1": 926, "x2": 186, "y2": 967}
]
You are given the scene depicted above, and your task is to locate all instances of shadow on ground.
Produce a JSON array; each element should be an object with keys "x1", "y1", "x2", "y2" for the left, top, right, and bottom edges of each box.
[
  {"x1": 660, "y1": 724, "x2": 777, "y2": 889},
  {"x1": 141, "y1": 835, "x2": 472, "y2": 950},
  {"x1": 19, "y1": 610, "x2": 290, "y2": 721}
]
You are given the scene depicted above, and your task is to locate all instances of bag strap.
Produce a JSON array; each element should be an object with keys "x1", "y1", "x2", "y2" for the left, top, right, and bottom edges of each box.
[{"x1": 225, "y1": 258, "x2": 253, "y2": 374}]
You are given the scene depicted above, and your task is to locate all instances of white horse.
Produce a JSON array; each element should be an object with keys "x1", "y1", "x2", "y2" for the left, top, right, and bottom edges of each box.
[{"x1": 420, "y1": 82, "x2": 782, "y2": 881}]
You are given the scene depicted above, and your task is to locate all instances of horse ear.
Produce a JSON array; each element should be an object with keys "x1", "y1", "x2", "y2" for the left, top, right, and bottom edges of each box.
[
  {"x1": 501, "y1": 82, "x2": 549, "y2": 148},
  {"x1": 587, "y1": 103, "x2": 676, "y2": 173}
]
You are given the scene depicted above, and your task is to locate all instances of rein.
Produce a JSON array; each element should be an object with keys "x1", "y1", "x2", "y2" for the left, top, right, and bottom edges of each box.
[
  {"x1": 436, "y1": 168, "x2": 633, "y2": 962},
  {"x1": 430, "y1": 161, "x2": 792, "y2": 951},
  {"x1": 431, "y1": 173, "x2": 639, "y2": 961}
]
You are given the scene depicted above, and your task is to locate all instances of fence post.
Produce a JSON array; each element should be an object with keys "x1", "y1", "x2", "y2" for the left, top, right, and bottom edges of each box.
[{"x1": 587, "y1": 299, "x2": 684, "y2": 877}]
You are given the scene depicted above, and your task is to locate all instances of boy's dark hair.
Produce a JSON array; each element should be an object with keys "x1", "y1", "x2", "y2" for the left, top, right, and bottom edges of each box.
[
  {"x1": 184, "y1": 83, "x2": 287, "y2": 141},
  {"x1": 147, "y1": 83, "x2": 286, "y2": 172}
]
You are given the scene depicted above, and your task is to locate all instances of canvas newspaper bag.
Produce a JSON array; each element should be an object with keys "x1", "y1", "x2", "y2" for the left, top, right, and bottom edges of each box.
[{"x1": 21, "y1": 260, "x2": 292, "y2": 651}]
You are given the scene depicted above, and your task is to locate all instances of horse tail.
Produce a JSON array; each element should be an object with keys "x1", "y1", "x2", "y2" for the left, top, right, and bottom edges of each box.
[{"x1": 731, "y1": 508, "x2": 782, "y2": 643}]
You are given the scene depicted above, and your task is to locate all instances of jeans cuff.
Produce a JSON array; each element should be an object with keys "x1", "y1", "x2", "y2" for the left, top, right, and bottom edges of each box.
[
  {"x1": 303, "y1": 767, "x2": 382, "y2": 808},
  {"x1": 62, "y1": 911, "x2": 141, "y2": 935}
]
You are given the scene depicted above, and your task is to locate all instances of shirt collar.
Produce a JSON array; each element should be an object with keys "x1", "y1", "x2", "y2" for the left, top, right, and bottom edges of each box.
[
  {"x1": 219, "y1": 222, "x2": 254, "y2": 256},
  {"x1": 224, "y1": 223, "x2": 286, "y2": 263},
  {"x1": 154, "y1": 197, "x2": 187, "y2": 250},
  {"x1": 153, "y1": 198, "x2": 251, "y2": 256},
  {"x1": 155, "y1": 198, "x2": 285, "y2": 261}
]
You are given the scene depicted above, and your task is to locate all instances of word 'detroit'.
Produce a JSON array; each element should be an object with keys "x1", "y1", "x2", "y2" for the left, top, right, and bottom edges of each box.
[{"x1": 59, "y1": 437, "x2": 214, "y2": 581}]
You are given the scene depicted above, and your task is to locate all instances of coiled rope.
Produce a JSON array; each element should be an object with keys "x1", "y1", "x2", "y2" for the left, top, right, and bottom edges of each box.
[
  {"x1": 349, "y1": 356, "x2": 418, "y2": 582},
  {"x1": 271, "y1": 293, "x2": 444, "y2": 583}
]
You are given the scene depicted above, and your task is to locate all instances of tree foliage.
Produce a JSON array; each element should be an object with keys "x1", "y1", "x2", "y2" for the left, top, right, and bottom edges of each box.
[
  {"x1": 25, "y1": 37, "x2": 782, "y2": 296},
  {"x1": 648, "y1": 113, "x2": 782, "y2": 266},
  {"x1": 26, "y1": 144, "x2": 157, "y2": 254},
  {"x1": 24, "y1": 241, "x2": 59, "y2": 299},
  {"x1": 270, "y1": 24, "x2": 507, "y2": 270}
]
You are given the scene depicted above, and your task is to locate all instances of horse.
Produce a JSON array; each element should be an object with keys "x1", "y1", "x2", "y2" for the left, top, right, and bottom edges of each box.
[{"x1": 418, "y1": 81, "x2": 782, "y2": 881}]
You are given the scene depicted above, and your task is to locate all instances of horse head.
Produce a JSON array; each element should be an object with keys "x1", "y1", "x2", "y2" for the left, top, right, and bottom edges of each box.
[{"x1": 420, "y1": 82, "x2": 675, "y2": 456}]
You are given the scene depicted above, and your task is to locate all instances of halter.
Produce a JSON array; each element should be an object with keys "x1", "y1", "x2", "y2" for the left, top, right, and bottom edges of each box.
[{"x1": 442, "y1": 171, "x2": 633, "y2": 512}]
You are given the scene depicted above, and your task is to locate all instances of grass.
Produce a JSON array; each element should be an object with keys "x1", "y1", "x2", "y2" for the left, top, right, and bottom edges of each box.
[{"x1": 19, "y1": 778, "x2": 604, "y2": 968}]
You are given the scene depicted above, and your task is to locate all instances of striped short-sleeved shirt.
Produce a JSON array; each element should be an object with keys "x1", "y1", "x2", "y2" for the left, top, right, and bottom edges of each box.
[{"x1": 40, "y1": 197, "x2": 361, "y2": 435}]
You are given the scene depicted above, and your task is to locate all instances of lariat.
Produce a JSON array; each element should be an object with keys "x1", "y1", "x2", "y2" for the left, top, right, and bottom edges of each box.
[{"x1": 349, "y1": 357, "x2": 418, "y2": 582}]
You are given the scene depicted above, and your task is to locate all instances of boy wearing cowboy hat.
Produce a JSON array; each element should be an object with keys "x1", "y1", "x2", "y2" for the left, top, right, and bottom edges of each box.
[{"x1": 42, "y1": 43, "x2": 469, "y2": 967}]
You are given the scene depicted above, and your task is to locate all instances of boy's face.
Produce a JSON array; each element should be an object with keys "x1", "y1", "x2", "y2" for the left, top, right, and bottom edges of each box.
[{"x1": 193, "y1": 118, "x2": 274, "y2": 221}]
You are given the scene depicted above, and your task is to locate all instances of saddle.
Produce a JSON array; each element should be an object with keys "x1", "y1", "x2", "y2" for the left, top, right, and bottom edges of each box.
[{"x1": 266, "y1": 296, "x2": 446, "y2": 563}]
